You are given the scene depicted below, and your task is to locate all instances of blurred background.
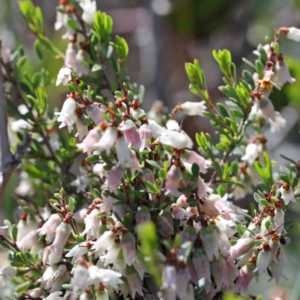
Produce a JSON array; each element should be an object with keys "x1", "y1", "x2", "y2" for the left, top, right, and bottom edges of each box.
[{"x1": 1, "y1": 0, "x2": 300, "y2": 298}]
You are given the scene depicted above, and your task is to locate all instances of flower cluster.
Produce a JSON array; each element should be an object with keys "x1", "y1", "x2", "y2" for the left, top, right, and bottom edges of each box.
[{"x1": 1, "y1": 1, "x2": 300, "y2": 299}]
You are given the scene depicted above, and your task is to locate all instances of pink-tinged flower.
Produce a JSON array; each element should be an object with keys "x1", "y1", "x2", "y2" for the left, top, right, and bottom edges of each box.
[
  {"x1": 56, "y1": 67, "x2": 72, "y2": 86},
  {"x1": 280, "y1": 184, "x2": 296, "y2": 205},
  {"x1": 138, "y1": 124, "x2": 152, "y2": 151},
  {"x1": 103, "y1": 166, "x2": 124, "y2": 191},
  {"x1": 192, "y1": 247, "x2": 211, "y2": 283},
  {"x1": 96, "y1": 127, "x2": 118, "y2": 155},
  {"x1": 135, "y1": 206, "x2": 151, "y2": 224},
  {"x1": 80, "y1": 0, "x2": 96, "y2": 25},
  {"x1": 82, "y1": 208, "x2": 101, "y2": 239},
  {"x1": 235, "y1": 261, "x2": 255, "y2": 294},
  {"x1": 258, "y1": 97, "x2": 286, "y2": 133},
  {"x1": 200, "y1": 225, "x2": 220, "y2": 261},
  {"x1": 130, "y1": 150, "x2": 142, "y2": 172},
  {"x1": 87, "y1": 105, "x2": 103, "y2": 125},
  {"x1": 38, "y1": 213, "x2": 61, "y2": 236},
  {"x1": 126, "y1": 267, "x2": 144, "y2": 298},
  {"x1": 176, "y1": 268, "x2": 191, "y2": 299},
  {"x1": 182, "y1": 150, "x2": 211, "y2": 174},
  {"x1": 74, "y1": 49, "x2": 89, "y2": 76},
  {"x1": 211, "y1": 256, "x2": 230, "y2": 290},
  {"x1": 201, "y1": 199, "x2": 220, "y2": 219},
  {"x1": 161, "y1": 265, "x2": 177, "y2": 300},
  {"x1": 0, "y1": 266, "x2": 16, "y2": 286},
  {"x1": 257, "y1": 247, "x2": 272, "y2": 275},
  {"x1": 241, "y1": 143, "x2": 262, "y2": 165},
  {"x1": 91, "y1": 230, "x2": 115, "y2": 256},
  {"x1": 17, "y1": 229, "x2": 41, "y2": 253},
  {"x1": 132, "y1": 256, "x2": 146, "y2": 279},
  {"x1": 286, "y1": 27, "x2": 300, "y2": 42},
  {"x1": 88, "y1": 266, "x2": 123, "y2": 289},
  {"x1": 66, "y1": 242, "x2": 89, "y2": 263},
  {"x1": 77, "y1": 127, "x2": 101, "y2": 155},
  {"x1": 116, "y1": 136, "x2": 132, "y2": 166},
  {"x1": 165, "y1": 165, "x2": 182, "y2": 196},
  {"x1": 179, "y1": 101, "x2": 207, "y2": 116},
  {"x1": 75, "y1": 117, "x2": 89, "y2": 140},
  {"x1": 65, "y1": 43, "x2": 77, "y2": 69},
  {"x1": 171, "y1": 203, "x2": 191, "y2": 220},
  {"x1": 119, "y1": 120, "x2": 141, "y2": 149},
  {"x1": 197, "y1": 176, "x2": 213, "y2": 197},
  {"x1": 72, "y1": 265, "x2": 88, "y2": 297},
  {"x1": 47, "y1": 222, "x2": 71, "y2": 265},
  {"x1": 229, "y1": 238, "x2": 255, "y2": 260},
  {"x1": 275, "y1": 61, "x2": 296, "y2": 89},
  {"x1": 55, "y1": 96, "x2": 77, "y2": 132},
  {"x1": 122, "y1": 232, "x2": 136, "y2": 266},
  {"x1": 157, "y1": 215, "x2": 174, "y2": 237}
]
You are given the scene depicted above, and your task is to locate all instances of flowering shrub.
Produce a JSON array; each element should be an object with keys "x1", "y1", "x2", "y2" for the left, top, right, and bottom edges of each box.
[{"x1": 0, "y1": 1, "x2": 299, "y2": 299}]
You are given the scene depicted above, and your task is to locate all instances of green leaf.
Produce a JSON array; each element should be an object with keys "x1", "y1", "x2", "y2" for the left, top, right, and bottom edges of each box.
[
  {"x1": 242, "y1": 57, "x2": 256, "y2": 70},
  {"x1": 12, "y1": 225, "x2": 18, "y2": 242},
  {"x1": 68, "y1": 197, "x2": 75, "y2": 213},
  {"x1": 242, "y1": 70, "x2": 255, "y2": 89},
  {"x1": 146, "y1": 159, "x2": 161, "y2": 170},
  {"x1": 260, "y1": 199, "x2": 269, "y2": 207},
  {"x1": 85, "y1": 155, "x2": 100, "y2": 163},
  {"x1": 191, "y1": 163, "x2": 200, "y2": 177},
  {"x1": 137, "y1": 222, "x2": 162, "y2": 286},
  {"x1": 33, "y1": 39, "x2": 43, "y2": 59},
  {"x1": 217, "y1": 103, "x2": 229, "y2": 118},
  {"x1": 186, "y1": 198, "x2": 198, "y2": 207},
  {"x1": 253, "y1": 192, "x2": 262, "y2": 203},
  {"x1": 236, "y1": 224, "x2": 246, "y2": 236},
  {"x1": 67, "y1": 18, "x2": 79, "y2": 31},
  {"x1": 255, "y1": 60, "x2": 264, "y2": 79},
  {"x1": 145, "y1": 181, "x2": 158, "y2": 194}
]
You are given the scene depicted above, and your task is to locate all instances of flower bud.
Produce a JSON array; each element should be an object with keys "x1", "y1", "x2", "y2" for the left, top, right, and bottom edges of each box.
[
  {"x1": 229, "y1": 238, "x2": 255, "y2": 260},
  {"x1": 122, "y1": 232, "x2": 136, "y2": 266},
  {"x1": 126, "y1": 266, "x2": 144, "y2": 298}
]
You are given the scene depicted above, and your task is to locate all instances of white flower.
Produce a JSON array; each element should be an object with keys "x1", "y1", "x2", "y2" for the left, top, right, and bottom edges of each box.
[
  {"x1": 280, "y1": 184, "x2": 296, "y2": 205},
  {"x1": 80, "y1": 0, "x2": 97, "y2": 25},
  {"x1": 88, "y1": 266, "x2": 123, "y2": 289},
  {"x1": 159, "y1": 130, "x2": 193, "y2": 149},
  {"x1": 66, "y1": 242, "x2": 88, "y2": 263},
  {"x1": 274, "y1": 61, "x2": 296, "y2": 89},
  {"x1": 148, "y1": 119, "x2": 166, "y2": 139},
  {"x1": 268, "y1": 112, "x2": 286, "y2": 133},
  {"x1": 286, "y1": 27, "x2": 300, "y2": 42},
  {"x1": 11, "y1": 119, "x2": 31, "y2": 132},
  {"x1": 43, "y1": 291, "x2": 63, "y2": 300},
  {"x1": 74, "y1": 49, "x2": 89, "y2": 76},
  {"x1": 179, "y1": 101, "x2": 207, "y2": 116},
  {"x1": 54, "y1": 8, "x2": 67, "y2": 31},
  {"x1": 56, "y1": 67, "x2": 72, "y2": 86},
  {"x1": 37, "y1": 214, "x2": 61, "y2": 236},
  {"x1": 87, "y1": 105, "x2": 104, "y2": 125},
  {"x1": 241, "y1": 143, "x2": 262, "y2": 165},
  {"x1": 166, "y1": 119, "x2": 180, "y2": 131},
  {"x1": 253, "y1": 44, "x2": 271, "y2": 57},
  {"x1": 55, "y1": 97, "x2": 77, "y2": 132},
  {"x1": 93, "y1": 163, "x2": 106, "y2": 179},
  {"x1": 0, "y1": 266, "x2": 16, "y2": 285},
  {"x1": 75, "y1": 118, "x2": 89, "y2": 141}
]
